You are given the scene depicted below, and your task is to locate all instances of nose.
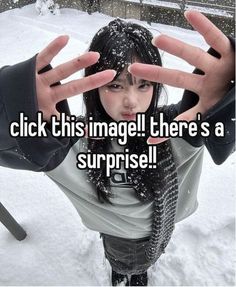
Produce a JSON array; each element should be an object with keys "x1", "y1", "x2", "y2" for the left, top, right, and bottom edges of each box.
[{"x1": 123, "y1": 88, "x2": 137, "y2": 110}]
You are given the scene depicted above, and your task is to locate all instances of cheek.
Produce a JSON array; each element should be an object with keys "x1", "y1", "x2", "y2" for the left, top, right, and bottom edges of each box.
[
  {"x1": 99, "y1": 88, "x2": 117, "y2": 116},
  {"x1": 100, "y1": 91, "x2": 112, "y2": 108},
  {"x1": 143, "y1": 88, "x2": 154, "y2": 110}
]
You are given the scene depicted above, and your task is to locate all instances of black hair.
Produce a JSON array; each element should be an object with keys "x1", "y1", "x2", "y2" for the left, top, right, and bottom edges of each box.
[
  {"x1": 84, "y1": 18, "x2": 162, "y2": 123},
  {"x1": 83, "y1": 19, "x2": 167, "y2": 203}
]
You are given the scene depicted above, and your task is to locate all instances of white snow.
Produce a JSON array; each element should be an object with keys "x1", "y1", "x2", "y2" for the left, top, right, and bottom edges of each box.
[
  {"x1": 185, "y1": 5, "x2": 233, "y2": 18},
  {"x1": 124, "y1": 0, "x2": 233, "y2": 17},
  {"x1": 124, "y1": 0, "x2": 180, "y2": 9},
  {"x1": 0, "y1": 4, "x2": 235, "y2": 286},
  {"x1": 35, "y1": 0, "x2": 60, "y2": 16}
]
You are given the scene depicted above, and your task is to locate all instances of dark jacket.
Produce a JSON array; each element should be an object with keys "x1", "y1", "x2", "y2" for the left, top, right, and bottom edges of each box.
[{"x1": 0, "y1": 45, "x2": 235, "y2": 172}]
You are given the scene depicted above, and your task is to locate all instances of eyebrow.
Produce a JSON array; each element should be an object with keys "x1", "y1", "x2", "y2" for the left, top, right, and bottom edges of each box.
[{"x1": 111, "y1": 77, "x2": 149, "y2": 84}]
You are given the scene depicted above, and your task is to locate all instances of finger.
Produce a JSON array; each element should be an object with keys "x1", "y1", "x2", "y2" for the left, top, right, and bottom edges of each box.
[
  {"x1": 52, "y1": 69, "x2": 117, "y2": 102},
  {"x1": 42, "y1": 52, "x2": 100, "y2": 85},
  {"x1": 147, "y1": 136, "x2": 169, "y2": 145},
  {"x1": 147, "y1": 105, "x2": 200, "y2": 145},
  {"x1": 36, "y1": 35, "x2": 69, "y2": 71},
  {"x1": 129, "y1": 63, "x2": 201, "y2": 93},
  {"x1": 174, "y1": 105, "x2": 200, "y2": 122},
  {"x1": 42, "y1": 108, "x2": 61, "y2": 122},
  {"x1": 152, "y1": 34, "x2": 216, "y2": 72},
  {"x1": 184, "y1": 10, "x2": 230, "y2": 55}
]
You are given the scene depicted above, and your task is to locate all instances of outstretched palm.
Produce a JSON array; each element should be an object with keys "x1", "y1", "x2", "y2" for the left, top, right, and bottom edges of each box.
[
  {"x1": 129, "y1": 11, "x2": 234, "y2": 143},
  {"x1": 36, "y1": 35, "x2": 116, "y2": 121}
]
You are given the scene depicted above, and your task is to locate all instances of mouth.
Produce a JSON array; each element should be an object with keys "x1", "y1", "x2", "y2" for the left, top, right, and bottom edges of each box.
[{"x1": 121, "y1": 113, "x2": 136, "y2": 120}]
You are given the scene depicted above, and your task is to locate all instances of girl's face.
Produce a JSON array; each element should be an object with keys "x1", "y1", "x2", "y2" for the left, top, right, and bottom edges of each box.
[{"x1": 99, "y1": 69, "x2": 153, "y2": 121}]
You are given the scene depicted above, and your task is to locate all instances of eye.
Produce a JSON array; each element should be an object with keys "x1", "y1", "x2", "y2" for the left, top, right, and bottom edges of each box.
[
  {"x1": 107, "y1": 83, "x2": 123, "y2": 91},
  {"x1": 138, "y1": 82, "x2": 152, "y2": 91}
]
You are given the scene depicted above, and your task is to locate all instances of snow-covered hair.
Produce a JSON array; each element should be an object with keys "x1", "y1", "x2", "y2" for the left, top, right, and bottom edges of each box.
[
  {"x1": 84, "y1": 18, "x2": 162, "y2": 123},
  {"x1": 83, "y1": 19, "x2": 165, "y2": 203}
]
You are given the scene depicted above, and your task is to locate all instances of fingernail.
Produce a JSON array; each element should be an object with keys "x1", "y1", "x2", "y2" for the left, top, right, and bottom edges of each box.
[
  {"x1": 127, "y1": 65, "x2": 131, "y2": 73},
  {"x1": 184, "y1": 11, "x2": 188, "y2": 18},
  {"x1": 95, "y1": 52, "x2": 100, "y2": 59},
  {"x1": 111, "y1": 70, "x2": 117, "y2": 77},
  {"x1": 151, "y1": 38, "x2": 156, "y2": 46},
  {"x1": 147, "y1": 137, "x2": 169, "y2": 144},
  {"x1": 88, "y1": 51, "x2": 100, "y2": 60},
  {"x1": 147, "y1": 137, "x2": 157, "y2": 144},
  {"x1": 184, "y1": 10, "x2": 191, "y2": 19}
]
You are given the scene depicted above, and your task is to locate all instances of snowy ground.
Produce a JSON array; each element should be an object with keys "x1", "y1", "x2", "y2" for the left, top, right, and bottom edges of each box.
[{"x1": 0, "y1": 4, "x2": 235, "y2": 286}]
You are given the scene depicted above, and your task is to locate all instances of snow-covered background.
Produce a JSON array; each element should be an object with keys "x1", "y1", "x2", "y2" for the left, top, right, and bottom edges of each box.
[{"x1": 0, "y1": 3, "x2": 235, "y2": 286}]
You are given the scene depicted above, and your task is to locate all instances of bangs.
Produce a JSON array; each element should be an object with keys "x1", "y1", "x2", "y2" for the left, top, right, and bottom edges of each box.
[{"x1": 83, "y1": 19, "x2": 164, "y2": 123}]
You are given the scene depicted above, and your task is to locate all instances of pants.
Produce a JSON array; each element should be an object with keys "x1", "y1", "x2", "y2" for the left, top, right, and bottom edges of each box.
[{"x1": 101, "y1": 233, "x2": 156, "y2": 276}]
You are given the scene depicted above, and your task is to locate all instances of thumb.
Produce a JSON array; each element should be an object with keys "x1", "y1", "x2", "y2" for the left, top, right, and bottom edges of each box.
[
  {"x1": 174, "y1": 105, "x2": 200, "y2": 122},
  {"x1": 147, "y1": 105, "x2": 200, "y2": 145}
]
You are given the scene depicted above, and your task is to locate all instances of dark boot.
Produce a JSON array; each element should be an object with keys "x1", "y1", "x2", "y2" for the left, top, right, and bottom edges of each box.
[
  {"x1": 112, "y1": 269, "x2": 129, "y2": 286},
  {"x1": 130, "y1": 272, "x2": 148, "y2": 286}
]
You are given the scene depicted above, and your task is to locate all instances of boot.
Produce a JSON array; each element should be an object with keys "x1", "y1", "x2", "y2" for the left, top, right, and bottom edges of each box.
[
  {"x1": 130, "y1": 272, "x2": 148, "y2": 286},
  {"x1": 112, "y1": 269, "x2": 129, "y2": 286}
]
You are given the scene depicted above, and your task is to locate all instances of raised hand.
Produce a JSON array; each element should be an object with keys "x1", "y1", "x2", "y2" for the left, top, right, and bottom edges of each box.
[
  {"x1": 129, "y1": 11, "x2": 235, "y2": 143},
  {"x1": 36, "y1": 35, "x2": 116, "y2": 121}
]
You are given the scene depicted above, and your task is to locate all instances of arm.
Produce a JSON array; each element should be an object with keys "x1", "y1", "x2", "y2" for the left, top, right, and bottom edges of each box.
[
  {"x1": 177, "y1": 37, "x2": 235, "y2": 163},
  {"x1": 0, "y1": 56, "x2": 72, "y2": 171},
  {"x1": 179, "y1": 41, "x2": 235, "y2": 163},
  {"x1": 0, "y1": 36, "x2": 116, "y2": 171},
  {"x1": 176, "y1": 84, "x2": 235, "y2": 164},
  {"x1": 129, "y1": 11, "x2": 235, "y2": 164}
]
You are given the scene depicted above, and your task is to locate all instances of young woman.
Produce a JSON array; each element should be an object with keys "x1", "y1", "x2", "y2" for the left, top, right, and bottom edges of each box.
[{"x1": 0, "y1": 11, "x2": 234, "y2": 286}]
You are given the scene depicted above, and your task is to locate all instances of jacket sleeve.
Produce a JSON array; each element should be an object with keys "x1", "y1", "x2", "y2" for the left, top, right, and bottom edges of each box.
[
  {"x1": 0, "y1": 55, "x2": 72, "y2": 172},
  {"x1": 178, "y1": 84, "x2": 235, "y2": 165},
  {"x1": 163, "y1": 38, "x2": 235, "y2": 165}
]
